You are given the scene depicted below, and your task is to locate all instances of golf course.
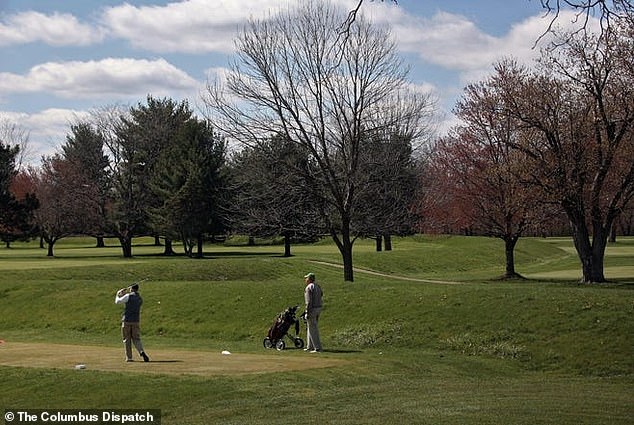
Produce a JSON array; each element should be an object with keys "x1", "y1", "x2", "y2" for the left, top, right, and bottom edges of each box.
[{"x1": 0, "y1": 235, "x2": 632, "y2": 424}]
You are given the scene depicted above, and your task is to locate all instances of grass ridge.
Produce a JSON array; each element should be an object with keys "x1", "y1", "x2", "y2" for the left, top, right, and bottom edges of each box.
[{"x1": 0, "y1": 235, "x2": 632, "y2": 424}]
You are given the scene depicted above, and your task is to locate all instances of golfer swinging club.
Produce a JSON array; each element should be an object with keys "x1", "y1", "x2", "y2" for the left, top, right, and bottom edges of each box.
[{"x1": 115, "y1": 283, "x2": 150, "y2": 362}]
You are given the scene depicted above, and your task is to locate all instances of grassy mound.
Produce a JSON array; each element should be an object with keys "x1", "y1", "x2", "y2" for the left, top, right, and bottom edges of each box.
[{"x1": 0, "y1": 235, "x2": 632, "y2": 424}]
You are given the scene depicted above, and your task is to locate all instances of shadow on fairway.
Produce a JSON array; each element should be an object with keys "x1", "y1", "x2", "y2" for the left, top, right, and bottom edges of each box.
[{"x1": 134, "y1": 251, "x2": 284, "y2": 259}]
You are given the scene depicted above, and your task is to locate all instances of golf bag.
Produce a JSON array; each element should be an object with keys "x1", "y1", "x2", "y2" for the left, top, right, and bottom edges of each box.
[{"x1": 263, "y1": 305, "x2": 305, "y2": 350}]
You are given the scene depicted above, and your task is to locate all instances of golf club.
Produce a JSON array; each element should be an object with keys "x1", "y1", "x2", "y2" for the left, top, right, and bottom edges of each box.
[
  {"x1": 119, "y1": 277, "x2": 149, "y2": 294},
  {"x1": 129, "y1": 277, "x2": 149, "y2": 289}
]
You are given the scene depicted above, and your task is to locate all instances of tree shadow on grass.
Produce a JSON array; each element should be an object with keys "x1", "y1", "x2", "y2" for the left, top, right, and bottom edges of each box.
[{"x1": 132, "y1": 251, "x2": 284, "y2": 259}]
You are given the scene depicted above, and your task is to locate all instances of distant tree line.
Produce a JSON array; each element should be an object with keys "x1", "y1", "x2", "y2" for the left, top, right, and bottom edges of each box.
[
  {"x1": 0, "y1": 90, "x2": 424, "y2": 266},
  {"x1": 0, "y1": 1, "x2": 632, "y2": 284}
]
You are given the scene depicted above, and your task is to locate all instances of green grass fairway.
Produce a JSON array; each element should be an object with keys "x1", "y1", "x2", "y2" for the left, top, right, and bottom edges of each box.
[{"x1": 0, "y1": 235, "x2": 632, "y2": 424}]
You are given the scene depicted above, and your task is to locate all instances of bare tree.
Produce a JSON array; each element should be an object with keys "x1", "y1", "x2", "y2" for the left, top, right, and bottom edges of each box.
[
  {"x1": 540, "y1": 0, "x2": 633, "y2": 34},
  {"x1": 492, "y1": 22, "x2": 634, "y2": 283},
  {"x1": 86, "y1": 105, "x2": 140, "y2": 257},
  {"x1": 350, "y1": 0, "x2": 632, "y2": 38},
  {"x1": 229, "y1": 136, "x2": 323, "y2": 257},
  {"x1": 32, "y1": 155, "x2": 90, "y2": 256},
  {"x1": 0, "y1": 119, "x2": 32, "y2": 170},
  {"x1": 430, "y1": 126, "x2": 547, "y2": 279},
  {"x1": 204, "y1": 1, "x2": 434, "y2": 281},
  {"x1": 342, "y1": 0, "x2": 398, "y2": 39}
]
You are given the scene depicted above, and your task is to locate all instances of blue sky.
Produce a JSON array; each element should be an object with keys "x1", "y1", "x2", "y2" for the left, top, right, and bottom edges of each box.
[{"x1": 0, "y1": 0, "x2": 589, "y2": 163}]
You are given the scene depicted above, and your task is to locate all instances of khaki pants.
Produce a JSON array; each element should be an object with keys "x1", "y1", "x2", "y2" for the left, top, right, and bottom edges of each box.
[
  {"x1": 306, "y1": 308, "x2": 322, "y2": 351},
  {"x1": 121, "y1": 322, "x2": 144, "y2": 360}
]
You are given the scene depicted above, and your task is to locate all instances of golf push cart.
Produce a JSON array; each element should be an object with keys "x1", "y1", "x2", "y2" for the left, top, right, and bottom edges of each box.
[{"x1": 263, "y1": 305, "x2": 305, "y2": 351}]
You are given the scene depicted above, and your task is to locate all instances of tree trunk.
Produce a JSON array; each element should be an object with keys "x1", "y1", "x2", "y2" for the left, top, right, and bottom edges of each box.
[
  {"x1": 95, "y1": 236, "x2": 105, "y2": 248},
  {"x1": 154, "y1": 235, "x2": 162, "y2": 246},
  {"x1": 163, "y1": 238, "x2": 175, "y2": 256},
  {"x1": 47, "y1": 241, "x2": 55, "y2": 257},
  {"x1": 384, "y1": 234, "x2": 392, "y2": 251},
  {"x1": 571, "y1": 220, "x2": 607, "y2": 283},
  {"x1": 623, "y1": 213, "x2": 634, "y2": 235},
  {"x1": 119, "y1": 236, "x2": 133, "y2": 258},
  {"x1": 590, "y1": 220, "x2": 610, "y2": 282},
  {"x1": 283, "y1": 234, "x2": 292, "y2": 257},
  {"x1": 609, "y1": 224, "x2": 617, "y2": 243},
  {"x1": 182, "y1": 236, "x2": 194, "y2": 257},
  {"x1": 503, "y1": 236, "x2": 521, "y2": 279},
  {"x1": 332, "y1": 219, "x2": 354, "y2": 282},
  {"x1": 375, "y1": 235, "x2": 382, "y2": 252},
  {"x1": 342, "y1": 239, "x2": 354, "y2": 282},
  {"x1": 196, "y1": 235, "x2": 204, "y2": 258}
]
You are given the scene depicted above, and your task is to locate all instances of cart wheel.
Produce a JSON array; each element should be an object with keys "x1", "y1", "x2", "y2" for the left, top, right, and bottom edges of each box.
[
  {"x1": 275, "y1": 340, "x2": 286, "y2": 351},
  {"x1": 263, "y1": 337, "x2": 273, "y2": 349},
  {"x1": 294, "y1": 338, "x2": 305, "y2": 349}
]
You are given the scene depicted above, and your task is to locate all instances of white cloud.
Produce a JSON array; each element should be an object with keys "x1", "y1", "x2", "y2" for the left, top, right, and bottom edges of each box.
[
  {"x1": 0, "y1": 11, "x2": 104, "y2": 46},
  {"x1": 0, "y1": 1, "x2": 606, "y2": 162},
  {"x1": 362, "y1": 7, "x2": 602, "y2": 88},
  {"x1": 368, "y1": 7, "x2": 603, "y2": 138},
  {"x1": 204, "y1": 66, "x2": 231, "y2": 84},
  {"x1": 0, "y1": 109, "x2": 90, "y2": 163},
  {"x1": 0, "y1": 58, "x2": 200, "y2": 99},
  {"x1": 101, "y1": 0, "x2": 301, "y2": 54},
  {"x1": 384, "y1": 10, "x2": 526, "y2": 73},
  {"x1": 407, "y1": 80, "x2": 438, "y2": 97}
]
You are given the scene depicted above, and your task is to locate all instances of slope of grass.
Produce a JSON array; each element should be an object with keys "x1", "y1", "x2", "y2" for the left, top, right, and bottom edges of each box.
[{"x1": 0, "y1": 235, "x2": 632, "y2": 424}]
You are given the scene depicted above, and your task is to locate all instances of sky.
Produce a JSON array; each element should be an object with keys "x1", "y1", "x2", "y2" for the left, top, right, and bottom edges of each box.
[{"x1": 0, "y1": 0, "x2": 592, "y2": 164}]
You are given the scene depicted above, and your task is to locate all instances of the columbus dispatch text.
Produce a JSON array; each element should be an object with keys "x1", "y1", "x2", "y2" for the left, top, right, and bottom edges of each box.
[{"x1": 4, "y1": 410, "x2": 160, "y2": 425}]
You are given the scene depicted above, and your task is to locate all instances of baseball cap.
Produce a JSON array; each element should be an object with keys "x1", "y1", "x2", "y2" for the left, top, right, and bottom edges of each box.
[{"x1": 304, "y1": 272, "x2": 315, "y2": 279}]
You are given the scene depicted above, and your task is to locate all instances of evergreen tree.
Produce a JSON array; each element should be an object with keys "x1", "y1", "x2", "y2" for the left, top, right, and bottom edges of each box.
[
  {"x1": 0, "y1": 143, "x2": 38, "y2": 246},
  {"x1": 149, "y1": 118, "x2": 229, "y2": 257}
]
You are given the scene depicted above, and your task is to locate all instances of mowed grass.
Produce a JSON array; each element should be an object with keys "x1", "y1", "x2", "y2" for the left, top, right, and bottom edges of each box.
[{"x1": 0, "y1": 235, "x2": 633, "y2": 424}]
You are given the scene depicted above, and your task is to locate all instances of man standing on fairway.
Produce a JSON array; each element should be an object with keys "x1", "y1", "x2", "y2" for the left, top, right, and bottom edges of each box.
[
  {"x1": 303, "y1": 272, "x2": 323, "y2": 353},
  {"x1": 115, "y1": 284, "x2": 150, "y2": 362}
]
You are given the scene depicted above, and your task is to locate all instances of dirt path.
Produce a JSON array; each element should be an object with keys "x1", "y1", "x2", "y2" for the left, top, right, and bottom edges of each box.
[
  {"x1": 309, "y1": 260, "x2": 464, "y2": 285},
  {"x1": 0, "y1": 341, "x2": 347, "y2": 377}
]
